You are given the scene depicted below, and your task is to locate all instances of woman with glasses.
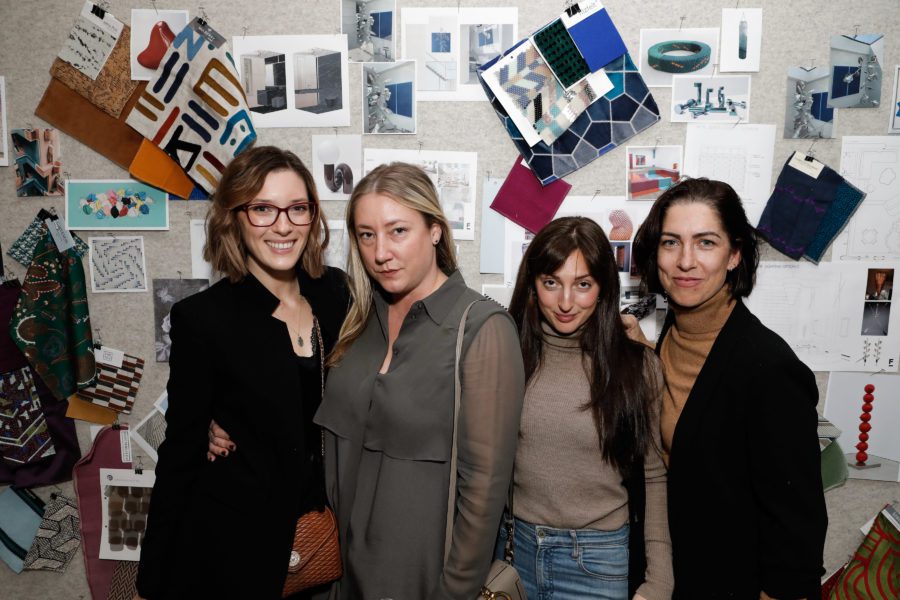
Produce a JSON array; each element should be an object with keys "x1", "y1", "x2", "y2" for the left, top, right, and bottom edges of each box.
[{"x1": 135, "y1": 146, "x2": 350, "y2": 599}]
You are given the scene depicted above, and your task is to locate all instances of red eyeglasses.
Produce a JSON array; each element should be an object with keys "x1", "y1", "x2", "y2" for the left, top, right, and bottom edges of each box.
[{"x1": 235, "y1": 202, "x2": 316, "y2": 227}]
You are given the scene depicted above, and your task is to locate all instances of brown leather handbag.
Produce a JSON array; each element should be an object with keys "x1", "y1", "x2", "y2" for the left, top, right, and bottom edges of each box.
[{"x1": 281, "y1": 319, "x2": 342, "y2": 597}]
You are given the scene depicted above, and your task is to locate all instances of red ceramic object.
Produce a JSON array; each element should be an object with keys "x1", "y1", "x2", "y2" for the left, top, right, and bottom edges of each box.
[{"x1": 138, "y1": 21, "x2": 177, "y2": 70}]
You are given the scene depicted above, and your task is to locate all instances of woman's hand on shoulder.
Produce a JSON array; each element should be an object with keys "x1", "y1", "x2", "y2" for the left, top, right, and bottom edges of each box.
[
  {"x1": 622, "y1": 314, "x2": 652, "y2": 346},
  {"x1": 206, "y1": 419, "x2": 235, "y2": 461}
]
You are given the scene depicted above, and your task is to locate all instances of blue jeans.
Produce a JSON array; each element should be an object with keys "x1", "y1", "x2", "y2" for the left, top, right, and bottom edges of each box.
[{"x1": 494, "y1": 518, "x2": 630, "y2": 600}]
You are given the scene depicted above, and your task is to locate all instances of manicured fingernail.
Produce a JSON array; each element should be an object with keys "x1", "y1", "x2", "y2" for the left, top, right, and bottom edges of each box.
[
  {"x1": 229, "y1": 445, "x2": 236, "y2": 451},
  {"x1": 222, "y1": 450, "x2": 229, "y2": 457}
]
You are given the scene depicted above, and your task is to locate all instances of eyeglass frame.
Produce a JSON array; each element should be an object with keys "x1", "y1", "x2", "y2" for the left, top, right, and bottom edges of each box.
[{"x1": 233, "y1": 201, "x2": 318, "y2": 227}]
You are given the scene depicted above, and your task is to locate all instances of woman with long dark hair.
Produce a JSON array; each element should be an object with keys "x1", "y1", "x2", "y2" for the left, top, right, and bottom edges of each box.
[
  {"x1": 631, "y1": 178, "x2": 826, "y2": 599},
  {"x1": 500, "y1": 216, "x2": 673, "y2": 600}
]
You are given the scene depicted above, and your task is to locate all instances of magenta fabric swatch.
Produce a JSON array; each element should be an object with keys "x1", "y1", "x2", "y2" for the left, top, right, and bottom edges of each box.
[
  {"x1": 490, "y1": 159, "x2": 572, "y2": 234},
  {"x1": 73, "y1": 425, "x2": 131, "y2": 600}
]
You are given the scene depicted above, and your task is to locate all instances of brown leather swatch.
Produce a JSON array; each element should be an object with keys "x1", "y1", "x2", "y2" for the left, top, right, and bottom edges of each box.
[{"x1": 50, "y1": 25, "x2": 139, "y2": 119}]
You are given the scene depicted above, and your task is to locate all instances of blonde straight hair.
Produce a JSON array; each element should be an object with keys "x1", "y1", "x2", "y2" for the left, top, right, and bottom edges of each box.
[{"x1": 329, "y1": 163, "x2": 457, "y2": 364}]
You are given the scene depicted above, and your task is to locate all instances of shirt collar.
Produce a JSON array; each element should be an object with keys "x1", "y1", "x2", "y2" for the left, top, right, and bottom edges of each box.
[{"x1": 373, "y1": 270, "x2": 467, "y2": 327}]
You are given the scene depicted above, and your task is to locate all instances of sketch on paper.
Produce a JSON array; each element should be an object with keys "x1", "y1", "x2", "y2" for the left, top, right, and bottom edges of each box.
[
  {"x1": 232, "y1": 35, "x2": 350, "y2": 127},
  {"x1": 833, "y1": 137, "x2": 900, "y2": 260},
  {"x1": 363, "y1": 61, "x2": 416, "y2": 134},
  {"x1": 683, "y1": 123, "x2": 776, "y2": 225},
  {"x1": 745, "y1": 261, "x2": 900, "y2": 372},
  {"x1": 89, "y1": 237, "x2": 148, "y2": 293},
  {"x1": 343, "y1": 0, "x2": 395, "y2": 62},
  {"x1": 364, "y1": 148, "x2": 477, "y2": 240},
  {"x1": 312, "y1": 135, "x2": 361, "y2": 200},
  {"x1": 402, "y1": 7, "x2": 517, "y2": 101}
]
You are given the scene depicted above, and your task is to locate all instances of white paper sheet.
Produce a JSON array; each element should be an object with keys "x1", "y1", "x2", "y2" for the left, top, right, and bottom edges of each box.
[
  {"x1": 58, "y1": 2, "x2": 123, "y2": 80},
  {"x1": 231, "y1": 35, "x2": 351, "y2": 128},
  {"x1": 190, "y1": 219, "x2": 213, "y2": 280},
  {"x1": 832, "y1": 136, "x2": 900, "y2": 260},
  {"x1": 324, "y1": 220, "x2": 349, "y2": 271},
  {"x1": 745, "y1": 261, "x2": 900, "y2": 372},
  {"x1": 99, "y1": 468, "x2": 156, "y2": 560},
  {"x1": 363, "y1": 148, "x2": 477, "y2": 240},
  {"x1": 824, "y1": 371, "x2": 900, "y2": 482},
  {"x1": 683, "y1": 122, "x2": 776, "y2": 225},
  {"x1": 401, "y1": 7, "x2": 518, "y2": 101},
  {"x1": 479, "y1": 177, "x2": 505, "y2": 274},
  {"x1": 719, "y1": 9, "x2": 762, "y2": 72}
]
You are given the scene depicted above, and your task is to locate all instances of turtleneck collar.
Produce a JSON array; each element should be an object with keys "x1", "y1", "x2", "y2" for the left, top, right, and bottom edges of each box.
[
  {"x1": 539, "y1": 320, "x2": 583, "y2": 350},
  {"x1": 669, "y1": 284, "x2": 736, "y2": 336}
]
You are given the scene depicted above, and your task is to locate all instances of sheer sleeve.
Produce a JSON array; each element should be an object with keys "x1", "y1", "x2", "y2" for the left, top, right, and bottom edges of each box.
[
  {"x1": 637, "y1": 355, "x2": 674, "y2": 600},
  {"x1": 432, "y1": 312, "x2": 525, "y2": 599}
]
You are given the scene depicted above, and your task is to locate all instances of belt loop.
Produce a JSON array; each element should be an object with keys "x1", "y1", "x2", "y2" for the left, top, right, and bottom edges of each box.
[{"x1": 570, "y1": 530, "x2": 579, "y2": 559}]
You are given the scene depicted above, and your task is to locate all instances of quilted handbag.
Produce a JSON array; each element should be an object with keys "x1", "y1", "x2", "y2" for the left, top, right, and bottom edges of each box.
[{"x1": 477, "y1": 2, "x2": 659, "y2": 186}]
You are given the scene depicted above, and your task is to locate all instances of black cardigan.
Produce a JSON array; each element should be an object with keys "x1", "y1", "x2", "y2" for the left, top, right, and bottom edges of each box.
[
  {"x1": 137, "y1": 267, "x2": 349, "y2": 599},
  {"x1": 657, "y1": 300, "x2": 827, "y2": 600}
]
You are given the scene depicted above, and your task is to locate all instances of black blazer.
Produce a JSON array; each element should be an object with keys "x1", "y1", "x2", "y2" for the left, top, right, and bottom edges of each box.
[
  {"x1": 658, "y1": 300, "x2": 826, "y2": 600},
  {"x1": 137, "y1": 267, "x2": 350, "y2": 600}
]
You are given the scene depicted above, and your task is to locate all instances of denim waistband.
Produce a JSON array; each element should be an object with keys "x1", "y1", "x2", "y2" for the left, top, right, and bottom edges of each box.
[{"x1": 514, "y1": 517, "x2": 629, "y2": 547}]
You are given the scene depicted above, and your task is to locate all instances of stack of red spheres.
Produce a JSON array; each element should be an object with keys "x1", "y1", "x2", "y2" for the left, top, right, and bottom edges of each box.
[{"x1": 856, "y1": 383, "x2": 875, "y2": 465}]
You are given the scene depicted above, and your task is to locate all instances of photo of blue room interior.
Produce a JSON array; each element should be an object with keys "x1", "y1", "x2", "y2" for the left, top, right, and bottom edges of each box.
[
  {"x1": 344, "y1": 0, "x2": 394, "y2": 62},
  {"x1": 365, "y1": 61, "x2": 415, "y2": 134}
]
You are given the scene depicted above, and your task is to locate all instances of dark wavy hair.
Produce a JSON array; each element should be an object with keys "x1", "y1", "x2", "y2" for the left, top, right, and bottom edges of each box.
[
  {"x1": 632, "y1": 177, "x2": 759, "y2": 298},
  {"x1": 509, "y1": 217, "x2": 657, "y2": 474}
]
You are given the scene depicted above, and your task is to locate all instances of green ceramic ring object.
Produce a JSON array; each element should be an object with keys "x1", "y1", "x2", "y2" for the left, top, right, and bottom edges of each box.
[{"x1": 647, "y1": 40, "x2": 711, "y2": 73}]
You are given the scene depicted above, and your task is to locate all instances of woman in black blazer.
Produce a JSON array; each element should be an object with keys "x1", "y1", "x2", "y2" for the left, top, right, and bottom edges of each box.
[
  {"x1": 136, "y1": 147, "x2": 349, "y2": 599},
  {"x1": 630, "y1": 178, "x2": 827, "y2": 600}
]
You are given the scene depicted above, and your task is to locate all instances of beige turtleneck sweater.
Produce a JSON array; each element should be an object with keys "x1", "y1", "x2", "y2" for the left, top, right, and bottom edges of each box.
[
  {"x1": 659, "y1": 285, "x2": 735, "y2": 461},
  {"x1": 513, "y1": 325, "x2": 673, "y2": 600}
]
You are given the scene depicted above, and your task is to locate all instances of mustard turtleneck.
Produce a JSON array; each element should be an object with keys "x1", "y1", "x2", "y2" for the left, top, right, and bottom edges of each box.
[{"x1": 659, "y1": 284, "x2": 735, "y2": 462}]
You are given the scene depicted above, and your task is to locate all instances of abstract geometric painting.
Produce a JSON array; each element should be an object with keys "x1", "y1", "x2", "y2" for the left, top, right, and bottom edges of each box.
[{"x1": 89, "y1": 237, "x2": 147, "y2": 293}]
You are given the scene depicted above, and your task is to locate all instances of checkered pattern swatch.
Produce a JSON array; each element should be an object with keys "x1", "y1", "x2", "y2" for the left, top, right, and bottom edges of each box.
[
  {"x1": 125, "y1": 23, "x2": 256, "y2": 193},
  {"x1": 22, "y1": 494, "x2": 80, "y2": 572},
  {"x1": 76, "y1": 354, "x2": 145, "y2": 414},
  {"x1": 0, "y1": 367, "x2": 56, "y2": 465},
  {"x1": 495, "y1": 41, "x2": 596, "y2": 145}
]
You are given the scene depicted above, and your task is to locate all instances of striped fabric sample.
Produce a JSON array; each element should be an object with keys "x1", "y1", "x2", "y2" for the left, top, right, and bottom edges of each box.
[
  {"x1": 125, "y1": 23, "x2": 257, "y2": 193},
  {"x1": 76, "y1": 354, "x2": 145, "y2": 414},
  {"x1": 0, "y1": 367, "x2": 55, "y2": 465},
  {"x1": 0, "y1": 486, "x2": 44, "y2": 573},
  {"x1": 495, "y1": 41, "x2": 596, "y2": 145},
  {"x1": 22, "y1": 494, "x2": 80, "y2": 572},
  {"x1": 106, "y1": 560, "x2": 139, "y2": 600}
]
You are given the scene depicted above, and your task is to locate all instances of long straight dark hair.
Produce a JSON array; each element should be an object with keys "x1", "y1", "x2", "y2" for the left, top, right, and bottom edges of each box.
[{"x1": 509, "y1": 217, "x2": 657, "y2": 473}]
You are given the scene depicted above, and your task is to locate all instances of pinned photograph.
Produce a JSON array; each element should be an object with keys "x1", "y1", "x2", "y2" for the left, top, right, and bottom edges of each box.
[
  {"x1": 671, "y1": 75, "x2": 750, "y2": 123},
  {"x1": 66, "y1": 179, "x2": 169, "y2": 230},
  {"x1": 865, "y1": 268, "x2": 894, "y2": 301},
  {"x1": 89, "y1": 236, "x2": 148, "y2": 293},
  {"x1": 402, "y1": 7, "x2": 517, "y2": 101},
  {"x1": 343, "y1": 0, "x2": 395, "y2": 62},
  {"x1": 312, "y1": 135, "x2": 361, "y2": 200},
  {"x1": 625, "y1": 145, "x2": 683, "y2": 201},
  {"x1": 363, "y1": 60, "x2": 416, "y2": 134},
  {"x1": 889, "y1": 65, "x2": 900, "y2": 134},
  {"x1": 639, "y1": 28, "x2": 720, "y2": 87},
  {"x1": 785, "y1": 66, "x2": 837, "y2": 139},
  {"x1": 828, "y1": 34, "x2": 884, "y2": 109},
  {"x1": 129, "y1": 9, "x2": 189, "y2": 80},
  {"x1": 0, "y1": 77, "x2": 8, "y2": 167},
  {"x1": 99, "y1": 468, "x2": 155, "y2": 560},
  {"x1": 12, "y1": 128, "x2": 63, "y2": 196},
  {"x1": 232, "y1": 35, "x2": 350, "y2": 127},
  {"x1": 153, "y1": 279, "x2": 210, "y2": 362},
  {"x1": 719, "y1": 8, "x2": 762, "y2": 72}
]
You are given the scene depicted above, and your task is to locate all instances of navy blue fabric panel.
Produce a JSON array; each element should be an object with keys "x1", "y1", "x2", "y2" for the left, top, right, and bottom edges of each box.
[
  {"x1": 371, "y1": 12, "x2": 392, "y2": 39},
  {"x1": 387, "y1": 82, "x2": 413, "y2": 117}
]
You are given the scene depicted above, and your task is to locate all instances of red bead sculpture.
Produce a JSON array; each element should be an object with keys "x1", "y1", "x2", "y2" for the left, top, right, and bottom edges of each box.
[{"x1": 855, "y1": 384, "x2": 875, "y2": 466}]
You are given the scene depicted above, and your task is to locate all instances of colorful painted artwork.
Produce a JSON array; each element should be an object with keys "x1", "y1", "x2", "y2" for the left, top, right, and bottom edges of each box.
[{"x1": 66, "y1": 180, "x2": 168, "y2": 230}]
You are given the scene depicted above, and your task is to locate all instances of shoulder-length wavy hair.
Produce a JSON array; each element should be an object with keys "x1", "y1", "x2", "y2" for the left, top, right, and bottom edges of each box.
[
  {"x1": 204, "y1": 146, "x2": 328, "y2": 282},
  {"x1": 329, "y1": 162, "x2": 456, "y2": 365},
  {"x1": 632, "y1": 177, "x2": 759, "y2": 299},
  {"x1": 509, "y1": 217, "x2": 656, "y2": 473}
]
